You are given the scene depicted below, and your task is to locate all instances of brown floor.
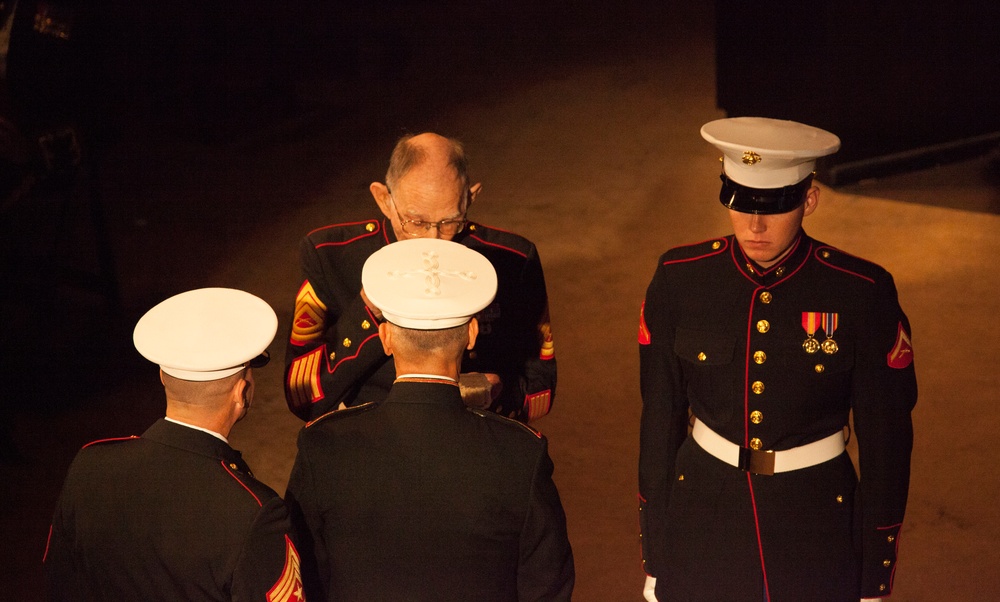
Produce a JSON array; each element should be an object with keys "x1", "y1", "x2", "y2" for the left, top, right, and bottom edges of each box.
[{"x1": 3, "y1": 3, "x2": 999, "y2": 600}]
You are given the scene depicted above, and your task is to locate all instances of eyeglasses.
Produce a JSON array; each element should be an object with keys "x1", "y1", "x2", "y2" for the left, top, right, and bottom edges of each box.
[{"x1": 389, "y1": 192, "x2": 467, "y2": 237}]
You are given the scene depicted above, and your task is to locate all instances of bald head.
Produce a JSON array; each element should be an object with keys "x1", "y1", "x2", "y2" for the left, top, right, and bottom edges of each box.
[
  {"x1": 385, "y1": 133, "x2": 469, "y2": 193},
  {"x1": 372, "y1": 133, "x2": 481, "y2": 241}
]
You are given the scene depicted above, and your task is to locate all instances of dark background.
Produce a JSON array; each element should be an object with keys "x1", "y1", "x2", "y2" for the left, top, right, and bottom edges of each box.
[{"x1": 716, "y1": 1, "x2": 1000, "y2": 183}]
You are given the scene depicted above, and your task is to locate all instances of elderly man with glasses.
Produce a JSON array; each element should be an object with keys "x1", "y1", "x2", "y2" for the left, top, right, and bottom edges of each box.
[{"x1": 284, "y1": 132, "x2": 556, "y2": 423}]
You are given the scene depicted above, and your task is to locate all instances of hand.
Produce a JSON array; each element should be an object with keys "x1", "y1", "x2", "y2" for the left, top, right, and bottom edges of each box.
[
  {"x1": 643, "y1": 575, "x2": 658, "y2": 602},
  {"x1": 359, "y1": 288, "x2": 383, "y2": 320},
  {"x1": 860, "y1": 598, "x2": 882, "y2": 602}
]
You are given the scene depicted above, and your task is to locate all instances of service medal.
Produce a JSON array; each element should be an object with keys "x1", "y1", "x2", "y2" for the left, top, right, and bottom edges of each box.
[
  {"x1": 821, "y1": 312, "x2": 839, "y2": 355},
  {"x1": 801, "y1": 312, "x2": 821, "y2": 354}
]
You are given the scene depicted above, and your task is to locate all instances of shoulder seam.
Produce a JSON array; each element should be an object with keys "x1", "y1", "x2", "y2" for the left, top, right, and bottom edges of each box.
[
  {"x1": 466, "y1": 233, "x2": 530, "y2": 259},
  {"x1": 81, "y1": 435, "x2": 139, "y2": 449},
  {"x1": 662, "y1": 237, "x2": 729, "y2": 266},
  {"x1": 468, "y1": 408, "x2": 542, "y2": 439},
  {"x1": 220, "y1": 460, "x2": 263, "y2": 507},
  {"x1": 813, "y1": 245, "x2": 878, "y2": 284},
  {"x1": 308, "y1": 220, "x2": 383, "y2": 248},
  {"x1": 306, "y1": 401, "x2": 379, "y2": 427}
]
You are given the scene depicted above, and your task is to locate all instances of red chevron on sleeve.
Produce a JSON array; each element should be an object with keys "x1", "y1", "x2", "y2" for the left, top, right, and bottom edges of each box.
[
  {"x1": 267, "y1": 536, "x2": 305, "y2": 602},
  {"x1": 887, "y1": 322, "x2": 914, "y2": 369},
  {"x1": 638, "y1": 302, "x2": 651, "y2": 345}
]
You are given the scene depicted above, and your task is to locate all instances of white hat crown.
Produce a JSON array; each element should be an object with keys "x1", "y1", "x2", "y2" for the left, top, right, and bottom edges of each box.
[
  {"x1": 133, "y1": 288, "x2": 277, "y2": 381},
  {"x1": 701, "y1": 117, "x2": 841, "y2": 189},
  {"x1": 362, "y1": 239, "x2": 497, "y2": 329}
]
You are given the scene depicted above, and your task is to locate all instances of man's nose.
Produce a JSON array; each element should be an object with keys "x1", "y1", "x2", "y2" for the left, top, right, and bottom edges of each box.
[
  {"x1": 429, "y1": 224, "x2": 447, "y2": 239},
  {"x1": 409, "y1": 225, "x2": 441, "y2": 240},
  {"x1": 431, "y1": 224, "x2": 458, "y2": 241},
  {"x1": 749, "y1": 214, "x2": 766, "y2": 233}
]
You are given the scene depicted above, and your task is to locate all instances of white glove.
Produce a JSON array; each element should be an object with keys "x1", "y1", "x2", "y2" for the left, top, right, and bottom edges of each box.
[
  {"x1": 860, "y1": 599, "x2": 882, "y2": 602},
  {"x1": 643, "y1": 575, "x2": 658, "y2": 602},
  {"x1": 459, "y1": 372, "x2": 494, "y2": 410}
]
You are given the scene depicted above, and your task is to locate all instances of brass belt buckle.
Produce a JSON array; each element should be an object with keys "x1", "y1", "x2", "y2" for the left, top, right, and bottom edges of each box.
[{"x1": 738, "y1": 447, "x2": 775, "y2": 476}]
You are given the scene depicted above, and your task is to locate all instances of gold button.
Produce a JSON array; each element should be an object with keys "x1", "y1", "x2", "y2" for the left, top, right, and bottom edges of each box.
[
  {"x1": 753, "y1": 350, "x2": 766, "y2": 364},
  {"x1": 822, "y1": 250, "x2": 831, "y2": 258},
  {"x1": 361, "y1": 320, "x2": 371, "y2": 330},
  {"x1": 775, "y1": 267, "x2": 786, "y2": 277},
  {"x1": 750, "y1": 410, "x2": 763, "y2": 424},
  {"x1": 229, "y1": 463, "x2": 238, "y2": 470},
  {"x1": 329, "y1": 351, "x2": 336, "y2": 361},
  {"x1": 756, "y1": 320, "x2": 770, "y2": 333},
  {"x1": 469, "y1": 224, "x2": 477, "y2": 232},
  {"x1": 697, "y1": 352, "x2": 707, "y2": 362},
  {"x1": 749, "y1": 438, "x2": 763, "y2": 450},
  {"x1": 712, "y1": 241, "x2": 721, "y2": 250},
  {"x1": 815, "y1": 364, "x2": 825, "y2": 373},
  {"x1": 883, "y1": 559, "x2": 891, "y2": 567},
  {"x1": 887, "y1": 535, "x2": 895, "y2": 543},
  {"x1": 751, "y1": 381, "x2": 764, "y2": 394},
  {"x1": 879, "y1": 584, "x2": 886, "y2": 592},
  {"x1": 836, "y1": 495, "x2": 843, "y2": 503},
  {"x1": 746, "y1": 263, "x2": 755, "y2": 274},
  {"x1": 759, "y1": 291, "x2": 772, "y2": 304},
  {"x1": 366, "y1": 222, "x2": 376, "y2": 232},
  {"x1": 342, "y1": 338, "x2": 352, "y2": 348},
  {"x1": 678, "y1": 474, "x2": 684, "y2": 481}
]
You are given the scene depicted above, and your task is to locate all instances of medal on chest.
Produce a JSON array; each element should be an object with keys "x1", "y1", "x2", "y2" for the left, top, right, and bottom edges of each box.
[
  {"x1": 821, "y1": 312, "x2": 839, "y2": 354},
  {"x1": 802, "y1": 311, "x2": 840, "y2": 354},
  {"x1": 802, "y1": 312, "x2": 821, "y2": 353}
]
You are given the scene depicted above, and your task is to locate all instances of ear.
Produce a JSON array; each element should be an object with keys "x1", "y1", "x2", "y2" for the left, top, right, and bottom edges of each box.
[
  {"x1": 467, "y1": 182, "x2": 483, "y2": 209},
  {"x1": 802, "y1": 186, "x2": 820, "y2": 217},
  {"x1": 378, "y1": 322, "x2": 393, "y2": 356},
  {"x1": 371, "y1": 182, "x2": 393, "y2": 219},
  {"x1": 232, "y1": 376, "x2": 248, "y2": 406},
  {"x1": 466, "y1": 318, "x2": 480, "y2": 350}
]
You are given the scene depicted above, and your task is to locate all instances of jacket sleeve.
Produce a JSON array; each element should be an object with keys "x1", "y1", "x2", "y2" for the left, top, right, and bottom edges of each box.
[
  {"x1": 851, "y1": 271, "x2": 917, "y2": 598},
  {"x1": 491, "y1": 243, "x2": 557, "y2": 423},
  {"x1": 284, "y1": 438, "x2": 329, "y2": 602},
  {"x1": 284, "y1": 235, "x2": 388, "y2": 420},
  {"x1": 517, "y1": 438, "x2": 575, "y2": 601},
  {"x1": 231, "y1": 497, "x2": 305, "y2": 601},
  {"x1": 637, "y1": 260, "x2": 691, "y2": 579},
  {"x1": 44, "y1": 486, "x2": 86, "y2": 601}
]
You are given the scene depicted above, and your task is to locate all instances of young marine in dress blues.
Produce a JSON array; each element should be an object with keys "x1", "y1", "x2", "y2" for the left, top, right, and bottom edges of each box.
[{"x1": 638, "y1": 118, "x2": 917, "y2": 602}]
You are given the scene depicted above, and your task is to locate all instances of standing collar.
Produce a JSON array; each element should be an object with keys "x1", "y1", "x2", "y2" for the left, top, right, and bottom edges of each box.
[
  {"x1": 386, "y1": 379, "x2": 464, "y2": 406},
  {"x1": 164, "y1": 416, "x2": 228, "y2": 443},
  {"x1": 733, "y1": 230, "x2": 813, "y2": 286},
  {"x1": 396, "y1": 373, "x2": 457, "y2": 383},
  {"x1": 143, "y1": 418, "x2": 236, "y2": 460}
]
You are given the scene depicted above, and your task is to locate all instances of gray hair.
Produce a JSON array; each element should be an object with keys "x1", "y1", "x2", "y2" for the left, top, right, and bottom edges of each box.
[{"x1": 387, "y1": 321, "x2": 470, "y2": 355}]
